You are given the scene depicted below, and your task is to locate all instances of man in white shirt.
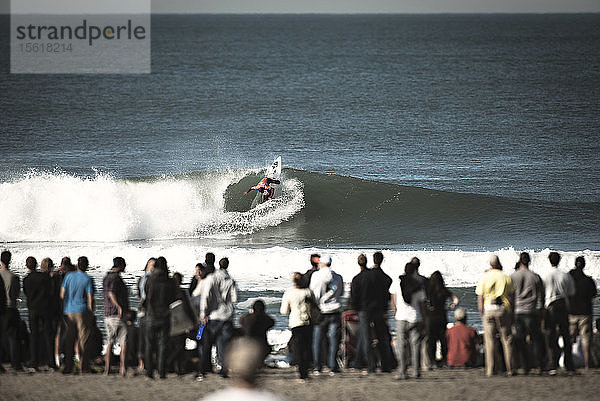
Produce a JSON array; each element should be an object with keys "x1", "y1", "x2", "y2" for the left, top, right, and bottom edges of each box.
[
  {"x1": 197, "y1": 257, "x2": 238, "y2": 380},
  {"x1": 391, "y1": 262, "x2": 426, "y2": 380},
  {"x1": 309, "y1": 255, "x2": 344, "y2": 375},
  {"x1": 541, "y1": 251, "x2": 576, "y2": 373}
]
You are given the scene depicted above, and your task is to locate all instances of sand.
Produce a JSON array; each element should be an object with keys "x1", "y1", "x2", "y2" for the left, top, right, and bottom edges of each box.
[{"x1": 1, "y1": 367, "x2": 599, "y2": 401}]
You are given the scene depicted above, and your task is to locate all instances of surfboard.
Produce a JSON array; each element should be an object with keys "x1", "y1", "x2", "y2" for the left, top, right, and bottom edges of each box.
[
  {"x1": 250, "y1": 156, "x2": 282, "y2": 208},
  {"x1": 266, "y1": 156, "x2": 282, "y2": 180}
]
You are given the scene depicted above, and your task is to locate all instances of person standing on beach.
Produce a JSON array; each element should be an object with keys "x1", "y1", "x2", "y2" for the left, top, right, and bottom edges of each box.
[
  {"x1": 391, "y1": 262, "x2": 426, "y2": 379},
  {"x1": 168, "y1": 272, "x2": 196, "y2": 376},
  {"x1": 425, "y1": 271, "x2": 459, "y2": 368},
  {"x1": 301, "y1": 254, "x2": 320, "y2": 288},
  {"x1": 41, "y1": 257, "x2": 61, "y2": 369},
  {"x1": 476, "y1": 255, "x2": 515, "y2": 377},
  {"x1": 189, "y1": 262, "x2": 203, "y2": 296},
  {"x1": 411, "y1": 256, "x2": 432, "y2": 370},
  {"x1": 203, "y1": 252, "x2": 217, "y2": 276},
  {"x1": 137, "y1": 257, "x2": 155, "y2": 372},
  {"x1": 102, "y1": 257, "x2": 130, "y2": 376},
  {"x1": 541, "y1": 251, "x2": 576, "y2": 374},
  {"x1": 309, "y1": 255, "x2": 344, "y2": 375},
  {"x1": 197, "y1": 257, "x2": 238, "y2": 380},
  {"x1": 568, "y1": 256, "x2": 598, "y2": 370},
  {"x1": 0, "y1": 260, "x2": 5, "y2": 373},
  {"x1": 367, "y1": 251, "x2": 395, "y2": 372},
  {"x1": 23, "y1": 256, "x2": 52, "y2": 370},
  {"x1": 349, "y1": 253, "x2": 375, "y2": 372},
  {"x1": 60, "y1": 256, "x2": 94, "y2": 374},
  {"x1": 0, "y1": 250, "x2": 23, "y2": 372},
  {"x1": 144, "y1": 256, "x2": 178, "y2": 379},
  {"x1": 280, "y1": 272, "x2": 314, "y2": 382},
  {"x1": 192, "y1": 268, "x2": 212, "y2": 377},
  {"x1": 54, "y1": 256, "x2": 74, "y2": 368},
  {"x1": 510, "y1": 252, "x2": 545, "y2": 374}
]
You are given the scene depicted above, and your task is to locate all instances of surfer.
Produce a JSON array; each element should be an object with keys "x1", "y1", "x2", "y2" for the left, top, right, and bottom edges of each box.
[{"x1": 244, "y1": 177, "x2": 280, "y2": 201}]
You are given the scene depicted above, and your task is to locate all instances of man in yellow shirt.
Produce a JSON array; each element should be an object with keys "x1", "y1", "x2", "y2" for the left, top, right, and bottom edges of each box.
[{"x1": 476, "y1": 255, "x2": 515, "y2": 376}]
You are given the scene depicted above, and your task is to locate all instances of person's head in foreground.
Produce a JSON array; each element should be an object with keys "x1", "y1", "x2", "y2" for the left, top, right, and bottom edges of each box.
[
  {"x1": 203, "y1": 337, "x2": 285, "y2": 401},
  {"x1": 226, "y1": 337, "x2": 265, "y2": 387}
]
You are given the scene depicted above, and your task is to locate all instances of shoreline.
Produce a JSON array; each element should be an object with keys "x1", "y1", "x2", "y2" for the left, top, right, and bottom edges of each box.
[{"x1": 1, "y1": 366, "x2": 599, "y2": 401}]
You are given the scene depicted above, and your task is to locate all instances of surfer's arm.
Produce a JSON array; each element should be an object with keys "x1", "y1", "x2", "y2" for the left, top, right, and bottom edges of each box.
[{"x1": 244, "y1": 185, "x2": 262, "y2": 195}]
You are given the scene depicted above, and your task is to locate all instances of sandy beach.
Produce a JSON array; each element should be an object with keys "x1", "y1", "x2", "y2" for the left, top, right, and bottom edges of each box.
[{"x1": 1, "y1": 367, "x2": 599, "y2": 401}]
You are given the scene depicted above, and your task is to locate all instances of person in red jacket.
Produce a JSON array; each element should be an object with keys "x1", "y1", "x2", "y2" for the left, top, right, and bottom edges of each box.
[
  {"x1": 244, "y1": 177, "x2": 280, "y2": 201},
  {"x1": 446, "y1": 308, "x2": 480, "y2": 368}
]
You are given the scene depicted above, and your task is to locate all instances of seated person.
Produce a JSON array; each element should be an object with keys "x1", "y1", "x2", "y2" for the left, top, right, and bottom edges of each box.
[
  {"x1": 446, "y1": 308, "x2": 479, "y2": 368},
  {"x1": 239, "y1": 300, "x2": 275, "y2": 361}
]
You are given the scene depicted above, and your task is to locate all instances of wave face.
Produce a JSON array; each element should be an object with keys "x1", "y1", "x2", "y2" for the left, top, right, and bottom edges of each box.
[
  {"x1": 1, "y1": 169, "x2": 598, "y2": 250},
  {"x1": 227, "y1": 169, "x2": 600, "y2": 250}
]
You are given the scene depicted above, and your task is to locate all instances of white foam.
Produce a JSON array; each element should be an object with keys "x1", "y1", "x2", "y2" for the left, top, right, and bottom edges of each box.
[
  {"x1": 4, "y1": 244, "x2": 599, "y2": 292},
  {"x1": 0, "y1": 170, "x2": 304, "y2": 242},
  {"x1": 267, "y1": 329, "x2": 292, "y2": 351},
  {"x1": 236, "y1": 297, "x2": 282, "y2": 310}
]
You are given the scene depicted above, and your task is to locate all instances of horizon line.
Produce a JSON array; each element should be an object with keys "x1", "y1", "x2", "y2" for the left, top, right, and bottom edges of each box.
[{"x1": 2, "y1": 11, "x2": 600, "y2": 15}]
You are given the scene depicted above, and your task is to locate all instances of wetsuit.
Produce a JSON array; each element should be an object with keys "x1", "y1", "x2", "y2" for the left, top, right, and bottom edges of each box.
[{"x1": 248, "y1": 177, "x2": 280, "y2": 200}]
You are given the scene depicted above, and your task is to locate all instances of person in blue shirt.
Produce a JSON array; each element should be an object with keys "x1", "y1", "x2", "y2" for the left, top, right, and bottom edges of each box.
[{"x1": 60, "y1": 256, "x2": 94, "y2": 374}]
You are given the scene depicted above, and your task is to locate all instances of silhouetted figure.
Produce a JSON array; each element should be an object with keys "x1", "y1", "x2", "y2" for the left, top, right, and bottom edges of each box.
[
  {"x1": 0, "y1": 250, "x2": 22, "y2": 371},
  {"x1": 426, "y1": 270, "x2": 459, "y2": 367},
  {"x1": 144, "y1": 256, "x2": 178, "y2": 379},
  {"x1": 367, "y1": 251, "x2": 395, "y2": 372},
  {"x1": 239, "y1": 299, "x2": 275, "y2": 361},
  {"x1": 568, "y1": 256, "x2": 596, "y2": 370},
  {"x1": 103, "y1": 257, "x2": 129, "y2": 376},
  {"x1": 23, "y1": 256, "x2": 51, "y2": 370},
  {"x1": 349, "y1": 253, "x2": 374, "y2": 372}
]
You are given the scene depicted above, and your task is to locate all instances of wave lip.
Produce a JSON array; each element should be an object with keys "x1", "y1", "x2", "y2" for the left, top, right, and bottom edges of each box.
[{"x1": 0, "y1": 169, "x2": 304, "y2": 242}]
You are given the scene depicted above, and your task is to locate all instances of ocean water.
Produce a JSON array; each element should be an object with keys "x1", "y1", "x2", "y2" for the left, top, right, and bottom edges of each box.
[{"x1": 1, "y1": 14, "x2": 599, "y2": 336}]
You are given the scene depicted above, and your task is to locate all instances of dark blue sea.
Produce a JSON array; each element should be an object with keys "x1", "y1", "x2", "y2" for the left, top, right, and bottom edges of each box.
[{"x1": 1, "y1": 14, "x2": 599, "y2": 334}]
